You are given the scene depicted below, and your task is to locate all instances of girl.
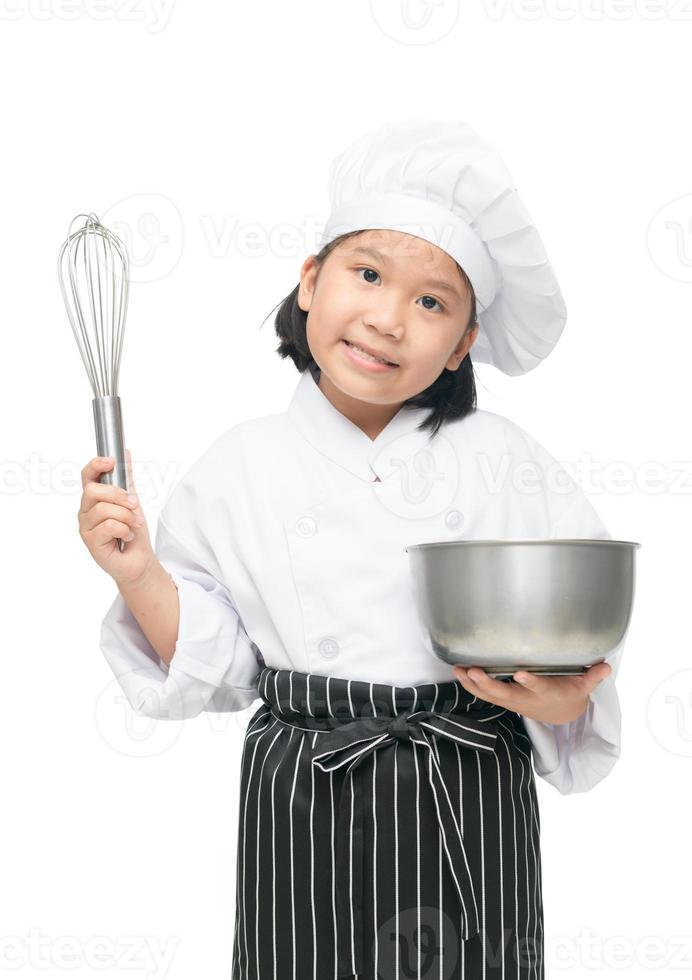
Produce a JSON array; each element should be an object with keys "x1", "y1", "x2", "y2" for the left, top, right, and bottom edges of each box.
[{"x1": 81, "y1": 119, "x2": 623, "y2": 980}]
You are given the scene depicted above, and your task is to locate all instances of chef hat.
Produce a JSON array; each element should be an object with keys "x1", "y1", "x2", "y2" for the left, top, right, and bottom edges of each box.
[{"x1": 317, "y1": 118, "x2": 567, "y2": 376}]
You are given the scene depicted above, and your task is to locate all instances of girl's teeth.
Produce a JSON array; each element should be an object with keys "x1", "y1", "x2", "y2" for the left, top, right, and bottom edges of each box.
[{"x1": 347, "y1": 341, "x2": 392, "y2": 365}]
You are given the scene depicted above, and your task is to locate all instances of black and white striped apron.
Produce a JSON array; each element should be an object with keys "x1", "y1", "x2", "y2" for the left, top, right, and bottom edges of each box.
[{"x1": 232, "y1": 667, "x2": 543, "y2": 980}]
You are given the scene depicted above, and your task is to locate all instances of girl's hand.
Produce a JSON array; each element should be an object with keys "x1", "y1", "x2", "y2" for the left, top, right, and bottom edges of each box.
[
  {"x1": 78, "y1": 448, "x2": 157, "y2": 587},
  {"x1": 453, "y1": 662, "x2": 613, "y2": 724}
]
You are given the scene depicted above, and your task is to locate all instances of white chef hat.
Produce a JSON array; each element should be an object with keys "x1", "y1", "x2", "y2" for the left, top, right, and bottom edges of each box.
[{"x1": 317, "y1": 118, "x2": 567, "y2": 377}]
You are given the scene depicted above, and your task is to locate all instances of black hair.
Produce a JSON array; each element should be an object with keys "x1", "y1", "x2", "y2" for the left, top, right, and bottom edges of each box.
[{"x1": 268, "y1": 230, "x2": 479, "y2": 438}]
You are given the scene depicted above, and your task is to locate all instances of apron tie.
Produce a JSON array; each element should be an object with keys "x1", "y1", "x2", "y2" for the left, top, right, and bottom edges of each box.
[{"x1": 310, "y1": 706, "x2": 507, "y2": 978}]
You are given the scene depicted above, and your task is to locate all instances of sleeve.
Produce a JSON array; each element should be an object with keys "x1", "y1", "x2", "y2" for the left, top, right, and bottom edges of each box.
[
  {"x1": 504, "y1": 420, "x2": 626, "y2": 794},
  {"x1": 99, "y1": 446, "x2": 264, "y2": 720}
]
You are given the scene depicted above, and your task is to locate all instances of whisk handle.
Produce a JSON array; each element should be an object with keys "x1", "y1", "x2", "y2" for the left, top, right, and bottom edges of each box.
[{"x1": 93, "y1": 395, "x2": 128, "y2": 553}]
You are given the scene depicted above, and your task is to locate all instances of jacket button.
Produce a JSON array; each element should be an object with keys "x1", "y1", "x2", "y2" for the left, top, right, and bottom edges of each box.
[
  {"x1": 318, "y1": 637, "x2": 339, "y2": 659},
  {"x1": 296, "y1": 516, "x2": 317, "y2": 537},
  {"x1": 445, "y1": 509, "x2": 464, "y2": 529}
]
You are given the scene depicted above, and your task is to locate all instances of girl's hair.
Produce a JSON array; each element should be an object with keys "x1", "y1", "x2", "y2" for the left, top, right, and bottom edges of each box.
[{"x1": 270, "y1": 230, "x2": 479, "y2": 438}]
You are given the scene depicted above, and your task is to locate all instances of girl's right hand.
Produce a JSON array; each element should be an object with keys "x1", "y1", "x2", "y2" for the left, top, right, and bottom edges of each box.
[{"x1": 78, "y1": 448, "x2": 156, "y2": 586}]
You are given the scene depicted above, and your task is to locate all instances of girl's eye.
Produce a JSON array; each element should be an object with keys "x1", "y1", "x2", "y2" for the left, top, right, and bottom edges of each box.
[
  {"x1": 417, "y1": 295, "x2": 445, "y2": 313},
  {"x1": 354, "y1": 267, "x2": 446, "y2": 313},
  {"x1": 355, "y1": 267, "x2": 381, "y2": 285}
]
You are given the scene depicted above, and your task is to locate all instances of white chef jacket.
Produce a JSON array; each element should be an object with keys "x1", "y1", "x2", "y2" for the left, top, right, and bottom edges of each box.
[{"x1": 100, "y1": 364, "x2": 625, "y2": 795}]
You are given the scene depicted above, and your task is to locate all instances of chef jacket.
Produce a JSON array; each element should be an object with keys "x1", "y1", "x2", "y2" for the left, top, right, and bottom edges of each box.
[{"x1": 100, "y1": 365, "x2": 625, "y2": 795}]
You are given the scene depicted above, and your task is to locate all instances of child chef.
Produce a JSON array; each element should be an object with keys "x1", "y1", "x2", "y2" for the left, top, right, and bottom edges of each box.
[{"x1": 81, "y1": 118, "x2": 624, "y2": 980}]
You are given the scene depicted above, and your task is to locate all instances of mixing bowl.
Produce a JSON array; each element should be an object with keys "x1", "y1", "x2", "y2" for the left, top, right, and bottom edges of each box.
[{"x1": 404, "y1": 538, "x2": 641, "y2": 676}]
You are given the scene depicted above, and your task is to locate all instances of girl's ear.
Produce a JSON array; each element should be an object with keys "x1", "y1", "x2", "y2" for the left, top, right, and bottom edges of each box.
[
  {"x1": 446, "y1": 322, "x2": 478, "y2": 371},
  {"x1": 298, "y1": 254, "x2": 319, "y2": 312}
]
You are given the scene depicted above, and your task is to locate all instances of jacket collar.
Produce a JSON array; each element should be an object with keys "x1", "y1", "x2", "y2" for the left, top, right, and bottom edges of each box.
[{"x1": 286, "y1": 364, "x2": 436, "y2": 482}]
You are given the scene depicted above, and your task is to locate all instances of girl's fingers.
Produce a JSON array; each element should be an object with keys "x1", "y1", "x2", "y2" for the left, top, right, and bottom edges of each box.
[
  {"x1": 125, "y1": 448, "x2": 135, "y2": 493},
  {"x1": 80, "y1": 449, "x2": 140, "y2": 514},
  {"x1": 80, "y1": 500, "x2": 140, "y2": 536},
  {"x1": 81, "y1": 455, "x2": 116, "y2": 490},
  {"x1": 80, "y1": 478, "x2": 138, "y2": 517},
  {"x1": 89, "y1": 516, "x2": 136, "y2": 547},
  {"x1": 511, "y1": 671, "x2": 545, "y2": 693},
  {"x1": 579, "y1": 662, "x2": 612, "y2": 694},
  {"x1": 466, "y1": 667, "x2": 519, "y2": 699},
  {"x1": 124, "y1": 448, "x2": 143, "y2": 513},
  {"x1": 455, "y1": 666, "x2": 518, "y2": 710}
]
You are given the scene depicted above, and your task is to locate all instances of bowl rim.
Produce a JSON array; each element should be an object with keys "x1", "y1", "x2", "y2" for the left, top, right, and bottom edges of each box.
[{"x1": 404, "y1": 538, "x2": 642, "y2": 553}]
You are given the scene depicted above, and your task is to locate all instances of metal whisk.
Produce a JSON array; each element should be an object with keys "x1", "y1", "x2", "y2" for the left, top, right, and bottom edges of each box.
[{"x1": 58, "y1": 213, "x2": 130, "y2": 552}]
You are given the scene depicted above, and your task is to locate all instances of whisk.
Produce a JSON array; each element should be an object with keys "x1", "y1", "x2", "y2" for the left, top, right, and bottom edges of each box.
[{"x1": 58, "y1": 213, "x2": 130, "y2": 552}]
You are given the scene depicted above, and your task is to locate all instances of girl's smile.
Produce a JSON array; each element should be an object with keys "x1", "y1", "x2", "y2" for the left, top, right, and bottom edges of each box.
[{"x1": 341, "y1": 338, "x2": 400, "y2": 372}]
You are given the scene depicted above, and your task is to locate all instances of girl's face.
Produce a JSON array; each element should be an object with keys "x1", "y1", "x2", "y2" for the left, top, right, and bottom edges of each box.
[{"x1": 298, "y1": 228, "x2": 478, "y2": 435}]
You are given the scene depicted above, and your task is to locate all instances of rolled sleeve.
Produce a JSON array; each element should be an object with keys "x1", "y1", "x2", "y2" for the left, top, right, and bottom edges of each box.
[
  {"x1": 506, "y1": 420, "x2": 627, "y2": 793},
  {"x1": 99, "y1": 511, "x2": 263, "y2": 721},
  {"x1": 521, "y1": 638, "x2": 624, "y2": 794}
]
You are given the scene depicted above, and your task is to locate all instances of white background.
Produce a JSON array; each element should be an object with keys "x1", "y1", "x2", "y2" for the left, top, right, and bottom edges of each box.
[{"x1": 1, "y1": 1, "x2": 690, "y2": 977}]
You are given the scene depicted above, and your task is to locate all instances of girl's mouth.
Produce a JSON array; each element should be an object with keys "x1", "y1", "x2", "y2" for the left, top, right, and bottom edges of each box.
[{"x1": 342, "y1": 339, "x2": 399, "y2": 371}]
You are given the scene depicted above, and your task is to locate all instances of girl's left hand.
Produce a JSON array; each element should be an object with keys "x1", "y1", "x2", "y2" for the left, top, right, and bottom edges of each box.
[{"x1": 453, "y1": 662, "x2": 613, "y2": 724}]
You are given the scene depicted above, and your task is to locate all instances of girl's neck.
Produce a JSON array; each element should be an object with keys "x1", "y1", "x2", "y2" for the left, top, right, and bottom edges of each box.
[{"x1": 316, "y1": 369, "x2": 403, "y2": 442}]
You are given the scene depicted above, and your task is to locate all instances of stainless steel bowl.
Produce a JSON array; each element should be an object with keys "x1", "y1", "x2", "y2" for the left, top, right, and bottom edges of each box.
[{"x1": 404, "y1": 539, "x2": 641, "y2": 676}]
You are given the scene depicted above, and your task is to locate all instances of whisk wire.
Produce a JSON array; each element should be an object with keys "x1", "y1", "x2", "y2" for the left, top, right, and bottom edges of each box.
[
  {"x1": 59, "y1": 212, "x2": 128, "y2": 399},
  {"x1": 86, "y1": 216, "x2": 108, "y2": 397},
  {"x1": 59, "y1": 219, "x2": 99, "y2": 395},
  {"x1": 111, "y1": 229, "x2": 128, "y2": 395}
]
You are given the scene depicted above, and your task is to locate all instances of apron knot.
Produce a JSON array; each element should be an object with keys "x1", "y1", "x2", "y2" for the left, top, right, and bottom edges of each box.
[
  {"x1": 309, "y1": 703, "x2": 509, "y2": 977},
  {"x1": 389, "y1": 710, "x2": 412, "y2": 743}
]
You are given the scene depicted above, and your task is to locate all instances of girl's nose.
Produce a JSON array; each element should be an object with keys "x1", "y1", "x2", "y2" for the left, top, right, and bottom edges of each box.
[{"x1": 363, "y1": 304, "x2": 405, "y2": 337}]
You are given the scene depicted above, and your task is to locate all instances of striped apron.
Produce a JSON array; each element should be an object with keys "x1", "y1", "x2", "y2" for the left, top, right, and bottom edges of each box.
[{"x1": 232, "y1": 667, "x2": 544, "y2": 980}]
